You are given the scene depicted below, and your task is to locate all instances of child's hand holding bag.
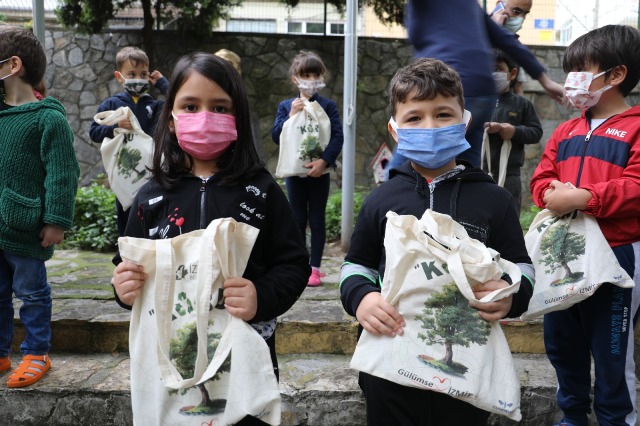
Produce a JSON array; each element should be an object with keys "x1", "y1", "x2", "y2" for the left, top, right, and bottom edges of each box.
[{"x1": 350, "y1": 210, "x2": 523, "y2": 420}]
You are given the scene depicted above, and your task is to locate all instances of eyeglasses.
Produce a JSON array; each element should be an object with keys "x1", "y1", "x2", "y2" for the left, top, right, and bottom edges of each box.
[{"x1": 503, "y1": 4, "x2": 529, "y2": 17}]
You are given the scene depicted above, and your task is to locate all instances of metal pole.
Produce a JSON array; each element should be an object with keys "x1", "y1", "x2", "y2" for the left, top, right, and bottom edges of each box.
[
  {"x1": 32, "y1": 0, "x2": 45, "y2": 43},
  {"x1": 340, "y1": 0, "x2": 357, "y2": 252},
  {"x1": 324, "y1": 0, "x2": 328, "y2": 36}
]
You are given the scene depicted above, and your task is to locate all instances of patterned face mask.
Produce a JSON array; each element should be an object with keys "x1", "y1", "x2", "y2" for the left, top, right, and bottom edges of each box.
[
  {"x1": 295, "y1": 77, "x2": 326, "y2": 97},
  {"x1": 118, "y1": 72, "x2": 150, "y2": 96},
  {"x1": 564, "y1": 69, "x2": 613, "y2": 110}
]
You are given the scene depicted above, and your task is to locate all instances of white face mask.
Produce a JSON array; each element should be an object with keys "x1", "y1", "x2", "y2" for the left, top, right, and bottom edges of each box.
[
  {"x1": 0, "y1": 57, "x2": 13, "y2": 80},
  {"x1": 504, "y1": 16, "x2": 524, "y2": 33},
  {"x1": 564, "y1": 69, "x2": 613, "y2": 110},
  {"x1": 492, "y1": 71, "x2": 511, "y2": 93}
]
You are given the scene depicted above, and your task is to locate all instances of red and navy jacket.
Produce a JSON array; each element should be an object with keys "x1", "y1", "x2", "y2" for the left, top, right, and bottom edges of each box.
[{"x1": 530, "y1": 106, "x2": 640, "y2": 247}]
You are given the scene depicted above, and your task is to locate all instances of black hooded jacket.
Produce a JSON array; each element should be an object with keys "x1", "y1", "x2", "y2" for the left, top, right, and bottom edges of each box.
[
  {"x1": 114, "y1": 168, "x2": 311, "y2": 324},
  {"x1": 341, "y1": 160, "x2": 533, "y2": 319}
]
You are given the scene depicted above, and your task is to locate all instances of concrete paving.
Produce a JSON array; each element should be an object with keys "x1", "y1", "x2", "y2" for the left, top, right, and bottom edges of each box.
[
  {"x1": 4, "y1": 244, "x2": 633, "y2": 425},
  {"x1": 0, "y1": 352, "x2": 574, "y2": 426}
]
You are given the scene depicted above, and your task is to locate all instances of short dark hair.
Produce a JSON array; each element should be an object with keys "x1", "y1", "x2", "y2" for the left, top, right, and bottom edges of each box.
[
  {"x1": 493, "y1": 49, "x2": 517, "y2": 73},
  {"x1": 289, "y1": 50, "x2": 327, "y2": 78},
  {"x1": 116, "y1": 46, "x2": 149, "y2": 71},
  {"x1": 389, "y1": 58, "x2": 464, "y2": 116},
  {"x1": 152, "y1": 52, "x2": 263, "y2": 189},
  {"x1": 563, "y1": 25, "x2": 640, "y2": 97},
  {"x1": 0, "y1": 25, "x2": 46, "y2": 86}
]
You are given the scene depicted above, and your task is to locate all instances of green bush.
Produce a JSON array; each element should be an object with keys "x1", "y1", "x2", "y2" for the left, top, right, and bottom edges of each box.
[
  {"x1": 326, "y1": 190, "x2": 365, "y2": 241},
  {"x1": 65, "y1": 181, "x2": 118, "y2": 252},
  {"x1": 519, "y1": 204, "x2": 542, "y2": 231}
]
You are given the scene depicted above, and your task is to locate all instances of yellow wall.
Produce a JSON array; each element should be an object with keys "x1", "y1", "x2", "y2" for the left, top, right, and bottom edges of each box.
[{"x1": 483, "y1": 0, "x2": 559, "y2": 45}]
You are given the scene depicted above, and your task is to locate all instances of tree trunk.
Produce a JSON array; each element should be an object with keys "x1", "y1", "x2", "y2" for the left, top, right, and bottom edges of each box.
[
  {"x1": 198, "y1": 383, "x2": 212, "y2": 407},
  {"x1": 561, "y1": 262, "x2": 573, "y2": 278},
  {"x1": 440, "y1": 341, "x2": 453, "y2": 366},
  {"x1": 141, "y1": 0, "x2": 155, "y2": 65}
]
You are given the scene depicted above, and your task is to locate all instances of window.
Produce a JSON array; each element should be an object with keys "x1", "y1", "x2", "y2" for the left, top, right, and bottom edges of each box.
[
  {"x1": 306, "y1": 22, "x2": 324, "y2": 34},
  {"x1": 329, "y1": 22, "x2": 344, "y2": 35},
  {"x1": 227, "y1": 19, "x2": 276, "y2": 33},
  {"x1": 287, "y1": 21, "x2": 303, "y2": 33},
  {"x1": 286, "y1": 21, "x2": 345, "y2": 36}
]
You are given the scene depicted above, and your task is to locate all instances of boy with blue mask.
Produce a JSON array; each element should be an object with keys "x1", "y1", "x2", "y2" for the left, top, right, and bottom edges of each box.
[
  {"x1": 89, "y1": 46, "x2": 169, "y2": 237},
  {"x1": 340, "y1": 58, "x2": 534, "y2": 425},
  {"x1": 530, "y1": 25, "x2": 640, "y2": 426}
]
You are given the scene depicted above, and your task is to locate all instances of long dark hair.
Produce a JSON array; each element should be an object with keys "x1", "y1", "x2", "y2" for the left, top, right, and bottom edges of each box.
[{"x1": 152, "y1": 52, "x2": 263, "y2": 188}]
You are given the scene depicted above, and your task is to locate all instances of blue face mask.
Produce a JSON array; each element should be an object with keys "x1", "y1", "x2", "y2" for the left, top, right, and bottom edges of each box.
[{"x1": 395, "y1": 123, "x2": 470, "y2": 170}]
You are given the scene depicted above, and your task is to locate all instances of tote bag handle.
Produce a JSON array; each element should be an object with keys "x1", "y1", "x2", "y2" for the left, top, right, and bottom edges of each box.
[{"x1": 155, "y1": 224, "x2": 217, "y2": 389}]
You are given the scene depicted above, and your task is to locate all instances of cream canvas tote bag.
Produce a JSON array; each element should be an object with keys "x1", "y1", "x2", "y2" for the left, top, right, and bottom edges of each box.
[
  {"x1": 350, "y1": 210, "x2": 523, "y2": 420},
  {"x1": 275, "y1": 99, "x2": 331, "y2": 178},
  {"x1": 521, "y1": 209, "x2": 633, "y2": 320},
  {"x1": 94, "y1": 106, "x2": 153, "y2": 210},
  {"x1": 120, "y1": 218, "x2": 281, "y2": 425}
]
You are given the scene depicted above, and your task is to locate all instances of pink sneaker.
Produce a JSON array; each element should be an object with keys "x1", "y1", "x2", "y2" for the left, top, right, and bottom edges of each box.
[{"x1": 307, "y1": 268, "x2": 324, "y2": 287}]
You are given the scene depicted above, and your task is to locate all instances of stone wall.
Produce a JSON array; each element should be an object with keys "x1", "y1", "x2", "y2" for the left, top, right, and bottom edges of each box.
[{"x1": 42, "y1": 30, "x2": 639, "y2": 207}]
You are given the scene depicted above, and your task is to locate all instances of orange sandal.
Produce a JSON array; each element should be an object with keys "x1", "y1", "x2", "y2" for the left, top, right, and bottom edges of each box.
[
  {"x1": 7, "y1": 354, "x2": 51, "y2": 388},
  {"x1": 0, "y1": 356, "x2": 10, "y2": 373}
]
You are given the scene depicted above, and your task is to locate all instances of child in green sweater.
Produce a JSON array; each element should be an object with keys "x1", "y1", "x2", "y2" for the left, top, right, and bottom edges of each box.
[{"x1": 0, "y1": 25, "x2": 80, "y2": 388}]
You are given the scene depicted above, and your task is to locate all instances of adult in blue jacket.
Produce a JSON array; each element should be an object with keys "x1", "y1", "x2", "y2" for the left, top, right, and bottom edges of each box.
[{"x1": 390, "y1": 0, "x2": 564, "y2": 169}]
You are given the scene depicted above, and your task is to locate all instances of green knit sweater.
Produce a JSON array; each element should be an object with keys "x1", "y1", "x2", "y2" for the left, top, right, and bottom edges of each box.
[{"x1": 0, "y1": 97, "x2": 80, "y2": 260}]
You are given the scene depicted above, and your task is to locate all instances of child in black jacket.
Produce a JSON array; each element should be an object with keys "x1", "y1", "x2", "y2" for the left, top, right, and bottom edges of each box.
[
  {"x1": 340, "y1": 58, "x2": 534, "y2": 426},
  {"x1": 112, "y1": 53, "x2": 310, "y2": 424},
  {"x1": 483, "y1": 49, "x2": 542, "y2": 214}
]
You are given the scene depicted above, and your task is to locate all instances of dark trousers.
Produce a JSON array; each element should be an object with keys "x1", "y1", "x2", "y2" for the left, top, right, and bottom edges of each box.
[
  {"x1": 359, "y1": 372, "x2": 490, "y2": 426},
  {"x1": 285, "y1": 173, "x2": 330, "y2": 268},
  {"x1": 457, "y1": 95, "x2": 497, "y2": 168},
  {"x1": 544, "y1": 244, "x2": 638, "y2": 426},
  {"x1": 115, "y1": 198, "x2": 129, "y2": 237}
]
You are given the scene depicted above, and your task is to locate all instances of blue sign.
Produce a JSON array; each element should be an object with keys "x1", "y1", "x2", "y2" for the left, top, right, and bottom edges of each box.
[{"x1": 534, "y1": 19, "x2": 554, "y2": 30}]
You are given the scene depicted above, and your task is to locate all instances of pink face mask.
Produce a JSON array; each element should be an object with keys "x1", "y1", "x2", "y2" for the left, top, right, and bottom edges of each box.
[
  {"x1": 564, "y1": 69, "x2": 612, "y2": 110},
  {"x1": 172, "y1": 111, "x2": 237, "y2": 160}
]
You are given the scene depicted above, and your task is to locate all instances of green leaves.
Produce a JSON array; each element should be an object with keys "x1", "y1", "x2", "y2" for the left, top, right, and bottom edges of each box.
[
  {"x1": 65, "y1": 179, "x2": 119, "y2": 252},
  {"x1": 325, "y1": 190, "x2": 365, "y2": 241},
  {"x1": 55, "y1": 0, "x2": 117, "y2": 34},
  {"x1": 55, "y1": 0, "x2": 241, "y2": 36}
]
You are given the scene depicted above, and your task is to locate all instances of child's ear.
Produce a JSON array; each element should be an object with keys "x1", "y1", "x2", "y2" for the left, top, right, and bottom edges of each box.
[
  {"x1": 114, "y1": 70, "x2": 124, "y2": 84},
  {"x1": 608, "y1": 65, "x2": 627, "y2": 87},
  {"x1": 168, "y1": 114, "x2": 176, "y2": 134},
  {"x1": 388, "y1": 118, "x2": 398, "y2": 143},
  {"x1": 508, "y1": 68, "x2": 518, "y2": 81},
  {"x1": 5, "y1": 56, "x2": 23, "y2": 76}
]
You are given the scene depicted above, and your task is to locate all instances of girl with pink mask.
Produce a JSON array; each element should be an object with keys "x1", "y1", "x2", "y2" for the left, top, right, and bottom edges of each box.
[
  {"x1": 271, "y1": 50, "x2": 344, "y2": 287},
  {"x1": 112, "y1": 53, "x2": 310, "y2": 424}
]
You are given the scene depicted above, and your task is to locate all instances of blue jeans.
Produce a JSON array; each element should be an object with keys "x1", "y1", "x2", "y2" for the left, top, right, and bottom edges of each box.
[
  {"x1": 544, "y1": 244, "x2": 638, "y2": 426},
  {"x1": 0, "y1": 250, "x2": 51, "y2": 357},
  {"x1": 458, "y1": 95, "x2": 497, "y2": 168},
  {"x1": 285, "y1": 174, "x2": 330, "y2": 268}
]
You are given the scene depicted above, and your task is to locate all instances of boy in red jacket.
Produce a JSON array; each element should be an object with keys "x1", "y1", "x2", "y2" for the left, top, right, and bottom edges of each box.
[{"x1": 530, "y1": 25, "x2": 640, "y2": 426}]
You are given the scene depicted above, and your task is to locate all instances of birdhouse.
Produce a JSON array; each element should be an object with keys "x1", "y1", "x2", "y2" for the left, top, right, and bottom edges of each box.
[{"x1": 369, "y1": 143, "x2": 393, "y2": 185}]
